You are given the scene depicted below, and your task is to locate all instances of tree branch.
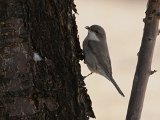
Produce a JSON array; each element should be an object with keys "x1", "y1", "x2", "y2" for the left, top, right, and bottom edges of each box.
[{"x1": 126, "y1": 0, "x2": 160, "y2": 120}]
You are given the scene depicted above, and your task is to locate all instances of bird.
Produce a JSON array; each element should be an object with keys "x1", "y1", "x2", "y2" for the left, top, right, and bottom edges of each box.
[{"x1": 83, "y1": 25, "x2": 125, "y2": 97}]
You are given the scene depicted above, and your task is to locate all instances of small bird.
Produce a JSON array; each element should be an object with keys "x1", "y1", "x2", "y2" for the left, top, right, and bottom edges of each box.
[{"x1": 83, "y1": 25, "x2": 125, "y2": 97}]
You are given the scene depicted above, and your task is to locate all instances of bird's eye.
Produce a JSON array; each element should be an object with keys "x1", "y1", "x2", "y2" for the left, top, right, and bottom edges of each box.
[{"x1": 94, "y1": 30, "x2": 99, "y2": 33}]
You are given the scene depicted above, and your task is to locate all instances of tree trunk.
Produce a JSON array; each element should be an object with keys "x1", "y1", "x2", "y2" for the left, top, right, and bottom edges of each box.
[
  {"x1": 0, "y1": 0, "x2": 95, "y2": 120},
  {"x1": 126, "y1": 0, "x2": 160, "y2": 120}
]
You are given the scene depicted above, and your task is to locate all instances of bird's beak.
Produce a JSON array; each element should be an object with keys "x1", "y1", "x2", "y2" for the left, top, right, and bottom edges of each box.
[{"x1": 85, "y1": 26, "x2": 90, "y2": 30}]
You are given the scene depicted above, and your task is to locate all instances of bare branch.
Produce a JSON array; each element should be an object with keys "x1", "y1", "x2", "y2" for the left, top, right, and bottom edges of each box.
[{"x1": 126, "y1": 0, "x2": 160, "y2": 120}]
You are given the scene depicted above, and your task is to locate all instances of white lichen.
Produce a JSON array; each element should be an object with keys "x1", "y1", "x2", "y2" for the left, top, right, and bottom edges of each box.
[{"x1": 33, "y1": 52, "x2": 42, "y2": 62}]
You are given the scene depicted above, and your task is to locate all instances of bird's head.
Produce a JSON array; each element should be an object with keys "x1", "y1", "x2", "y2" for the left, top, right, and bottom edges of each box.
[{"x1": 85, "y1": 25, "x2": 106, "y2": 41}]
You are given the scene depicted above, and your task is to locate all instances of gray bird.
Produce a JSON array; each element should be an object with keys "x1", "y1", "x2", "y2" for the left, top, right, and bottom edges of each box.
[{"x1": 83, "y1": 25, "x2": 125, "y2": 97}]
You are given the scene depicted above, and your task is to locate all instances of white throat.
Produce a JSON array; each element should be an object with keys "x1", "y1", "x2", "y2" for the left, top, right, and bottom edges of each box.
[{"x1": 87, "y1": 31, "x2": 100, "y2": 42}]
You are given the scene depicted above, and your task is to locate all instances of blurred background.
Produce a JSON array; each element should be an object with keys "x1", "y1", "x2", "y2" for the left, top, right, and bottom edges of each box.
[{"x1": 75, "y1": 0, "x2": 160, "y2": 120}]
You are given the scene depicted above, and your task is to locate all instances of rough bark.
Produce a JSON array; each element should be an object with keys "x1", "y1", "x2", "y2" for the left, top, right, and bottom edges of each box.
[
  {"x1": 0, "y1": 0, "x2": 95, "y2": 120},
  {"x1": 126, "y1": 0, "x2": 160, "y2": 120}
]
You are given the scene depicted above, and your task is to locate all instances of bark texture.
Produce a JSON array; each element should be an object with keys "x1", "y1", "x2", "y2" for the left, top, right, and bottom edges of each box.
[
  {"x1": 126, "y1": 0, "x2": 160, "y2": 120},
  {"x1": 0, "y1": 0, "x2": 94, "y2": 120}
]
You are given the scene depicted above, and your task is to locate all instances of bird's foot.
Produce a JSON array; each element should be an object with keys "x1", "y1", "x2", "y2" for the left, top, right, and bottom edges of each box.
[{"x1": 83, "y1": 72, "x2": 93, "y2": 79}]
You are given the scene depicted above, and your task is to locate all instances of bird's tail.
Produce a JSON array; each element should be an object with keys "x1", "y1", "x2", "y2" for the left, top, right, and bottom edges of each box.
[{"x1": 110, "y1": 78, "x2": 125, "y2": 97}]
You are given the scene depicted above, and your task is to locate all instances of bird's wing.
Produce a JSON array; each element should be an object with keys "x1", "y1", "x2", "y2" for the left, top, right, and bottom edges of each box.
[
  {"x1": 87, "y1": 40, "x2": 125, "y2": 97},
  {"x1": 88, "y1": 40, "x2": 112, "y2": 77}
]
